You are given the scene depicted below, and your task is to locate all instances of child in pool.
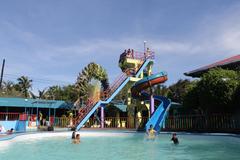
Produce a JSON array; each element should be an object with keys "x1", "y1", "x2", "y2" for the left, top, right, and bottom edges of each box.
[
  {"x1": 147, "y1": 125, "x2": 156, "y2": 139},
  {"x1": 171, "y1": 133, "x2": 179, "y2": 144},
  {"x1": 73, "y1": 134, "x2": 80, "y2": 144},
  {"x1": 7, "y1": 128, "x2": 14, "y2": 134},
  {"x1": 72, "y1": 131, "x2": 76, "y2": 139}
]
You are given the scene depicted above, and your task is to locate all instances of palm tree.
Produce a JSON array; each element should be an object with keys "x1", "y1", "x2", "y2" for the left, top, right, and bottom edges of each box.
[
  {"x1": 2, "y1": 81, "x2": 14, "y2": 91},
  {"x1": 0, "y1": 80, "x2": 23, "y2": 97},
  {"x1": 29, "y1": 89, "x2": 47, "y2": 99},
  {"x1": 16, "y1": 76, "x2": 33, "y2": 98},
  {"x1": 38, "y1": 89, "x2": 46, "y2": 99},
  {"x1": 29, "y1": 91, "x2": 37, "y2": 99},
  {"x1": 45, "y1": 85, "x2": 62, "y2": 100},
  {"x1": 76, "y1": 62, "x2": 109, "y2": 98}
]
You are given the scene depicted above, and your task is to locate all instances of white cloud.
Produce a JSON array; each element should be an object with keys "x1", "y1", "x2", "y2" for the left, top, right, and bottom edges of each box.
[
  {"x1": 2, "y1": 2, "x2": 240, "y2": 91},
  {"x1": 221, "y1": 30, "x2": 240, "y2": 51}
]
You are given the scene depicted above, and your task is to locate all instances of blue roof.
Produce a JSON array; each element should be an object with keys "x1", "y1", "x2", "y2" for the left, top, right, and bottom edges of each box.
[
  {"x1": 115, "y1": 104, "x2": 127, "y2": 112},
  {"x1": 0, "y1": 97, "x2": 72, "y2": 109}
]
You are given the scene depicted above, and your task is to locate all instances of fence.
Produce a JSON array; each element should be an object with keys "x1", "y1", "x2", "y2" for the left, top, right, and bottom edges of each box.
[
  {"x1": 164, "y1": 114, "x2": 240, "y2": 133},
  {"x1": 53, "y1": 117, "x2": 71, "y2": 127},
  {"x1": 80, "y1": 114, "x2": 240, "y2": 133},
  {"x1": 83, "y1": 117, "x2": 149, "y2": 129},
  {"x1": 1, "y1": 112, "x2": 240, "y2": 133},
  {"x1": 0, "y1": 112, "x2": 20, "y2": 121},
  {"x1": 0, "y1": 112, "x2": 72, "y2": 128}
]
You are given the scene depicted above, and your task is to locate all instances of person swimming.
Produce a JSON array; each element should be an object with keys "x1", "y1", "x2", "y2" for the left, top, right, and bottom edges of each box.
[
  {"x1": 147, "y1": 125, "x2": 156, "y2": 139},
  {"x1": 171, "y1": 133, "x2": 179, "y2": 144},
  {"x1": 7, "y1": 128, "x2": 14, "y2": 134},
  {"x1": 72, "y1": 131, "x2": 76, "y2": 139},
  {"x1": 73, "y1": 134, "x2": 80, "y2": 144}
]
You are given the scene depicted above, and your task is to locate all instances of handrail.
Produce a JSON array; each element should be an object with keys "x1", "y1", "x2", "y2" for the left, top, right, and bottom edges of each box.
[
  {"x1": 132, "y1": 51, "x2": 155, "y2": 61},
  {"x1": 120, "y1": 50, "x2": 155, "y2": 61}
]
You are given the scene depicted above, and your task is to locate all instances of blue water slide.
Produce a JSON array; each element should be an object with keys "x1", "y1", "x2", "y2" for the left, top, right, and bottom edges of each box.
[
  {"x1": 131, "y1": 71, "x2": 171, "y2": 133},
  {"x1": 76, "y1": 59, "x2": 152, "y2": 130},
  {"x1": 145, "y1": 96, "x2": 171, "y2": 132}
]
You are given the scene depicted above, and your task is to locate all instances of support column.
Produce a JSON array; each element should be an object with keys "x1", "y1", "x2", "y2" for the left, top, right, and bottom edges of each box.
[
  {"x1": 100, "y1": 106, "x2": 104, "y2": 128},
  {"x1": 36, "y1": 107, "x2": 39, "y2": 126},
  {"x1": 53, "y1": 108, "x2": 56, "y2": 126},
  {"x1": 49, "y1": 108, "x2": 51, "y2": 126},
  {"x1": 6, "y1": 107, "x2": 8, "y2": 121},
  {"x1": 150, "y1": 94, "x2": 155, "y2": 115}
]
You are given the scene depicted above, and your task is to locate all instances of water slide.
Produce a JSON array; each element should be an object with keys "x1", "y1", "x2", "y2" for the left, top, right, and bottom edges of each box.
[
  {"x1": 131, "y1": 72, "x2": 171, "y2": 132},
  {"x1": 75, "y1": 58, "x2": 153, "y2": 130}
]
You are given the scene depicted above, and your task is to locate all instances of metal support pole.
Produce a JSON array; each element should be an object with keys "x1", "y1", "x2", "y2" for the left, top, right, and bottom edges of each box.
[
  {"x1": 6, "y1": 107, "x2": 8, "y2": 121},
  {"x1": 36, "y1": 107, "x2": 39, "y2": 126},
  {"x1": 149, "y1": 87, "x2": 154, "y2": 116},
  {"x1": 53, "y1": 108, "x2": 56, "y2": 125},
  {"x1": 101, "y1": 106, "x2": 104, "y2": 128},
  {"x1": 150, "y1": 94, "x2": 155, "y2": 115},
  {"x1": 144, "y1": 41, "x2": 147, "y2": 53},
  {"x1": 0, "y1": 59, "x2": 5, "y2": 89},
  {"x1": 49, "y1": 108, "x2": 51, "y2": 126}
]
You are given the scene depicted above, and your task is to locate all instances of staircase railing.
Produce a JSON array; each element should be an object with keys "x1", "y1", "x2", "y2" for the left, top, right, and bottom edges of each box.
[{"x1": 75, "y1": 72, "x2": 129, "y2": 124}]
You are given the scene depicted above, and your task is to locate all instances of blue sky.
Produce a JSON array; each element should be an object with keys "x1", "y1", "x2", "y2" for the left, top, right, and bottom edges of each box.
[{"x1": 1, "y1": 0, "x2": 240, "y2": 93}]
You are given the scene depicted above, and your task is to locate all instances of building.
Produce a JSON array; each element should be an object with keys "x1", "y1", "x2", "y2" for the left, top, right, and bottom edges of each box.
[
  {"x1": 0, "y1": 97, "x2": 72, "y2": 116},
  {"x1": 184, "y1": 54, "x2": 240, "y2": 77},
  {"x1": 0, "y1": 97, "x2": 72, "y2": 132}
]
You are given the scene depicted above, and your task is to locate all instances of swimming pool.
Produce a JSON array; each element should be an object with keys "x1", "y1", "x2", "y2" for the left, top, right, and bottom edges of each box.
[{"x1": 0, "y1": 131, "x2": 240, "y2": 160}]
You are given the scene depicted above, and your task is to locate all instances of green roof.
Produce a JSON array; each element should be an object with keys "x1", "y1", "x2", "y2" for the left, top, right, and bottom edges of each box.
[{"x1": 0, "y1": 97, "x2": 72, "y2": 109}]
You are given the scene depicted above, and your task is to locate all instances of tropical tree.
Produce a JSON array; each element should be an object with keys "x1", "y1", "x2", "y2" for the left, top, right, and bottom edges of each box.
[
  {"x1": 38, "y1": 89, "x2": 47, "y2": 99},
  {"x1": 45, "y1": 85, "x2": 62, "y2": 100},
  {"x1": 15, "y1": 76, "x2": 33, "y2": 98},
  {"x1": 0, "y1": 80, "x2": 23, "y2": 97},
  {"x1": 44, "y1": 85, "x2": 78, "y2": 102},
  {"x1": 29, "y1": 91, "x2": 37, "y2": 99},
  {"x1": 61, "y1": 85, "x2": 78, "y2": 102},
  {"x1": 2, "y1": 81, "x2": 14, "y2": 90},
  {"x1": 114, "y1": 83, "x2": 131, "y2": 102},
  {"x1": 76, "y1": 62, "x2": 109, "y2": 97},
  {"x1": 88, "y1": 80, "x2": 101, "y2": 98},
  {"x1": 183, "y1": 81, "x2": 199, "y2": 111},
  {"x1": 75, "y1": 62, "x2": 109, "y2": 106},
  {"x1": 29, "y1": 89, "x2": 47, "y2": 99},
  {"x1": 154, "y1": 84, "x2": 170, "y2": 97},
  {"x1": 232, "y1": 84, "x2": 240, "y2": 110},
  {"x1": 183, "y1": 68, "x2": 240, "y2": 113},
  {"x1": 167, "y1": 79, "x2": 193, "y2": 103},
  {"x1": 197, "y1": 68, "x2": 239, "y2": 113}
]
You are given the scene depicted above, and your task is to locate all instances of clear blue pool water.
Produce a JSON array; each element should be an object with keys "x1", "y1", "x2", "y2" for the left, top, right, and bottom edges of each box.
[{"x1": 0, "y1": 132, "x2": 240, "y2": 160}]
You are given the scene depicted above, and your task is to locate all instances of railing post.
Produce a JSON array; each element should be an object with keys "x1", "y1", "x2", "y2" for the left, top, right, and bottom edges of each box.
[
  {"x1": 150, "y1": 94, "x2": 154, "y2": 115},
  {"x1": 101, "y1": 105, "x2": 105, "y2": 128}
]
